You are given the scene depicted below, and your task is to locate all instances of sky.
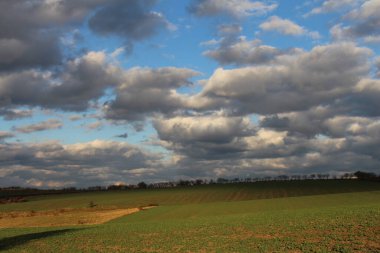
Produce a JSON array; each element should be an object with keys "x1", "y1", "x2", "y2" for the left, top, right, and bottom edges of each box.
[{"x1": 1, "y1": 0, "x2": 380, "y2": 188}]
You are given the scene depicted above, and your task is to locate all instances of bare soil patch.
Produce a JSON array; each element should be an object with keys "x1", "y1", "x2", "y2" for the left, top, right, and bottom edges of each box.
[
  {"x1": 0, "y1": 207, "x2": 152, "y2": 228},
  {"x1": 0, "y1": 197, "x2": 27, "y2": 204}
]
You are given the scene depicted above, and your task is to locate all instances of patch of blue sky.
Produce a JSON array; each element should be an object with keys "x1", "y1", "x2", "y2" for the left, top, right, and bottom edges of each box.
[
  {"x1": 249, "y1": 114, "x2": 261, "y2": 125},
  {"x1": 1, "y1": 109, "x2": 64, "y2": 143}
]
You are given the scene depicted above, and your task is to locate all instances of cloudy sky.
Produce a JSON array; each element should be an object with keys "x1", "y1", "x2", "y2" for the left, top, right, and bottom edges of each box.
[{"x1": 1, "y1": 0, "x2": 380, "y2": 188}]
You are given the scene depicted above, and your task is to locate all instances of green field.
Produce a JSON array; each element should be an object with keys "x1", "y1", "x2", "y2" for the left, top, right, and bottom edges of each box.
[{"x1": 1, "y1": 180, "x2": 379, "y2": 252}]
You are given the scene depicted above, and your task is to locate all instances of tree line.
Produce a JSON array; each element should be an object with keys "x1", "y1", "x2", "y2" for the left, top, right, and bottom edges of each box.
[{"x1": 1, "y1": 171, "x2": 378, "y2": 197}]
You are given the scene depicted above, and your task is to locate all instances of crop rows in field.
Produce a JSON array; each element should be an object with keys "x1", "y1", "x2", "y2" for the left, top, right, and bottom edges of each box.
[
  {"x1": 1, "y1": 180, "x2": 379, "y2": 213},
  {"x1": 1, "y1": 180, "x2": 379, "y2": 252}
]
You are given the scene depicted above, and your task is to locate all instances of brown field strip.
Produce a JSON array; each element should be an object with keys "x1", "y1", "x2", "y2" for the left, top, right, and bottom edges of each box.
[{"x1": 0, "y1": 207, "x2": 151, "y2": 228}]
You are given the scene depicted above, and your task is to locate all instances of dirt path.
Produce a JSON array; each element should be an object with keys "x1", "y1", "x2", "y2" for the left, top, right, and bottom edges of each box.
[{"x1": 0, "y1": 207, "x2": 154, "y2": 228}]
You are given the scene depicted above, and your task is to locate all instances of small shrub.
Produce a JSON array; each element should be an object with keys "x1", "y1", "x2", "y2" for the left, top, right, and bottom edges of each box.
[{"x1": 88, "y1": 201, "x2": 97, "y2": 208}]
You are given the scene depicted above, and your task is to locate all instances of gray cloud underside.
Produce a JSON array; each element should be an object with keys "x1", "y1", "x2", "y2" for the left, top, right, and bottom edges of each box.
[
  {"x1": 0, "y1": 52, "x2": 199, "y2": 117},
  {"x1": 89, "y1": 0, "x2": 170, "y2": 42},
  {"x1": 0, "y1": 0, "x2": 169, "y2": 72},
  {"x1": 202, "y1": 24, "x2": 287, "y2": 66},
  {"x1": 188, "y1": 0, "x2": 277, "y2": 17},
  {"x1": 153, "y1": 114, "x2": 380, "y2": 178},
  {"x1": 103, "y1": 67, "x2": 200, "y2": 121},
  {"x1": 0, "y1": 51, "x2": 118, "y2": 111},
  {"x1": 0, "y1": 140, "x2": 163, "y2": 188},
  {"x1": 0, "y1": 0, "x2": 101, "y2": 71},
  {"x1": 3, "y1": 113, "x2": 379, "y2": 188},
  {"x1": 330, "y1": 0, "x2": 380, "y2": 41},
  {"x1": 0, "y1": 108, "x2": 33, "y2": 121},
  {"x1": 13, "y1": 119, "x2": 63, "y2": 134},
  {"x1": 195, "y1": 43, "x2": 374, "y2": 115},
  {"x1": 204, "y1": 43, "x2": 283, "y2": 66}
]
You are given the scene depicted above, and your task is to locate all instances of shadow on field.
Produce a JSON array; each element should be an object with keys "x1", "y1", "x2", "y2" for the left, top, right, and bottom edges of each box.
[{"x1": 0, "y1": 228, "x2": 81, "y2": 251}]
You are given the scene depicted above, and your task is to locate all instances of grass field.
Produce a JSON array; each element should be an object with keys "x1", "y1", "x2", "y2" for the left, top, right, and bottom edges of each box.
[{"x1": 1, "y1": 180, "x2": 379, "y2": 252}]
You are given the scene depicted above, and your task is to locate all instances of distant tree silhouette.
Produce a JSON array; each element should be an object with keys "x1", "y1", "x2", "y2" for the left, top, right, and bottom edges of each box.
[
  {"x1": 195, "y1": 179, "x2": 204, "y2": 185},
  {"x1": 178, "y1": 180, "x2": 192, "y2": 186},
  {"x1": 354, "y1": 171, "x2": 378, "y2": 181},
  {"x1": 107, "y1": 184, "x2": 128, "y2": 190},
  {"x1": 137, "y1": 182, "x2": 147, "y2": 189},
  {"x1": 217, "y1": 178, "x2": 229, "y2": 184}
]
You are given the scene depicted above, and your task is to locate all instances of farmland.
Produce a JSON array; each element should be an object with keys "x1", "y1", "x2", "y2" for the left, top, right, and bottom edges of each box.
[{"x1": 1, "y1": 180, "x2": 380, "y2": 252}]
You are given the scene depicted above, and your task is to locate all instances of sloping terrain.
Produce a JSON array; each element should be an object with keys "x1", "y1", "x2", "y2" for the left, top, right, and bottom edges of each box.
[{"x1": 1, "y1": 180, "x2": 379, "y2": 252}]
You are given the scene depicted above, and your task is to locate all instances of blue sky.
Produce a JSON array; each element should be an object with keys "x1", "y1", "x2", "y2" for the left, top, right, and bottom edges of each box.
[{"x1": 0, "y1": 0, "x2": 380, "y2": 188}]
